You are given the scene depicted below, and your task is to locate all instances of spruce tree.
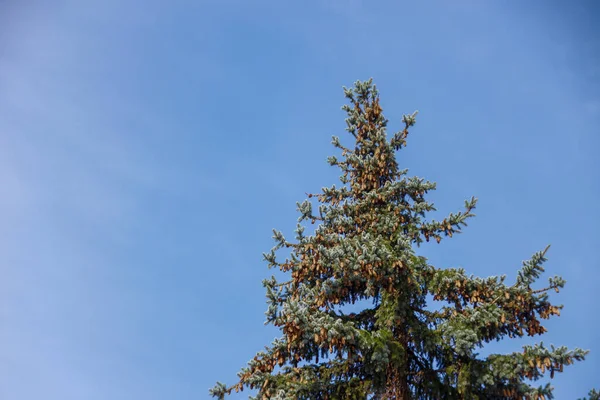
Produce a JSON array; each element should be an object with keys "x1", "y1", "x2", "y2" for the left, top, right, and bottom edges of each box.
[{"x1": 211, "y1": 80, "x2": 593, "y2": 399}]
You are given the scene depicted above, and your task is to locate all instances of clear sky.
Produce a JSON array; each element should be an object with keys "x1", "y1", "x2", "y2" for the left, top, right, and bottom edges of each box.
[{"x1": 1, "y1": 1, "x2": 598, "y2": 399}]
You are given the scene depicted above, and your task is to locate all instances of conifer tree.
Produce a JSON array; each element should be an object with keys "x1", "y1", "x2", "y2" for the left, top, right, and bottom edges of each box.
[{"x1": 211, "y1": 80, "x2": 593, "y2": 399}]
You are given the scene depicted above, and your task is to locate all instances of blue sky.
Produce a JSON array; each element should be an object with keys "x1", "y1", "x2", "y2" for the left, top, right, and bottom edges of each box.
[{"x1": 1, "y1": 1, "x2": 598, "y2": 399}]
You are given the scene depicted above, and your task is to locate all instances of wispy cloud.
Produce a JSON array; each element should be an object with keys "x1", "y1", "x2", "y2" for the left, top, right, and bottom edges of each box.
[
  {"x1": 1, "y1": 2, "x2": 598, "y2": 399},
  {"x1": 0, "y1": 3, "x2": 180, "y2": 399}
]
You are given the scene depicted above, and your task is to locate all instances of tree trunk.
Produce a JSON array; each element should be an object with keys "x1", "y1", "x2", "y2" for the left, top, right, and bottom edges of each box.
[{"x1": 383, "y1": 329, "x2": 410, "y2": 400}]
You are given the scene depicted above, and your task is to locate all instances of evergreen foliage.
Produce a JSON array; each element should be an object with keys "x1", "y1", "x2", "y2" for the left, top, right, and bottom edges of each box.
[{"x1": 211, "y1": 80, "x2": 594, "y2": 399}]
